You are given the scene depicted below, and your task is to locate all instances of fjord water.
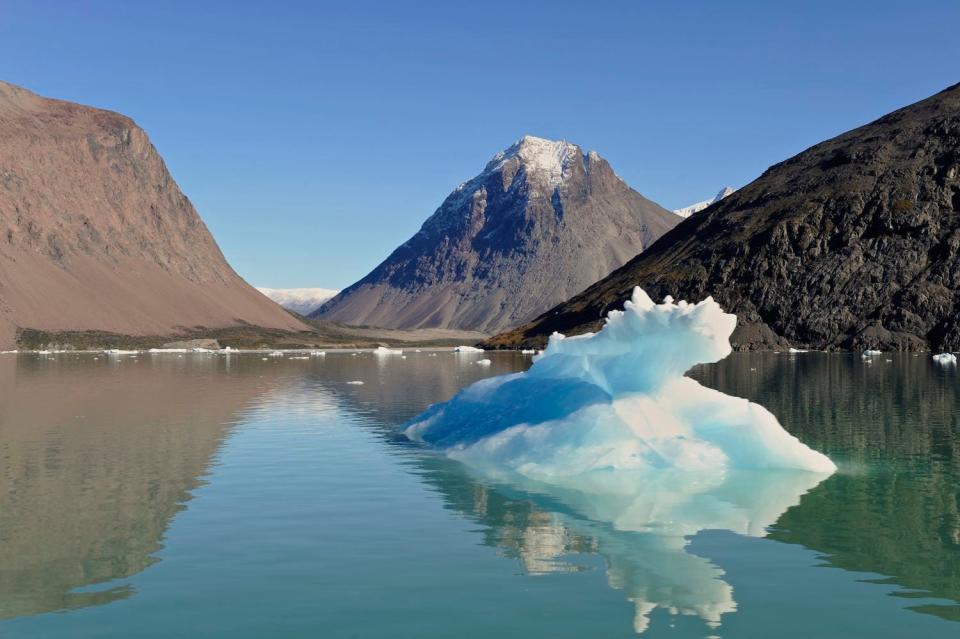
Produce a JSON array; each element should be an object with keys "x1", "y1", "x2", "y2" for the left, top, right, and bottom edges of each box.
[{"x1": 0, "y1": 351, "x2": 957, "y2": 637}]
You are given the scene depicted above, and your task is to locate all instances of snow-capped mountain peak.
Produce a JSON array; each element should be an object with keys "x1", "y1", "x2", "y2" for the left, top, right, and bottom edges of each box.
[
  {"x1": 486, "y1": 135, "x2": 581, "y2": 188},
  {"x1": 674, "y1": 186, "x2": 736, "y2": 218}
]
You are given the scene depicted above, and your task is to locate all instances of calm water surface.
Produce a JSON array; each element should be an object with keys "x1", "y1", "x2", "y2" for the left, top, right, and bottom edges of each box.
[{"x1": 0, "y1": 350, "x2": 957, "y2": 637}]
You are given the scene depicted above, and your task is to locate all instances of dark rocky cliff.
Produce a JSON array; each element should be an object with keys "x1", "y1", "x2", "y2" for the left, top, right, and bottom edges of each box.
[{"x1": 487, "y1": 83, "x2": 960, "y2": 351}]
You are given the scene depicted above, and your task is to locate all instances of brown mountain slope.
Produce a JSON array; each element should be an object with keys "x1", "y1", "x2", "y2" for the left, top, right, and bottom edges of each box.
[
  {"x1": 487, "y1": 83, "x2": 960, "y2": 352},
  {"x1": 0, "y1": 81, "x2": 306, "y2": 349},
  {"x1": 314, "y1": 136, "x2": 679, "y2": 333}
]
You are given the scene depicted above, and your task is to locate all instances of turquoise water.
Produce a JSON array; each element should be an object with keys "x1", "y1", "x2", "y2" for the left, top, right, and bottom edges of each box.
[{"x1": 0, "y1": 350, "x2": 957, "y2": 637}]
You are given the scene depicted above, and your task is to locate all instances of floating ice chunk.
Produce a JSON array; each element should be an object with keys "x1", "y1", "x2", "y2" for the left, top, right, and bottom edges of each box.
[
  {"x1": 862, "y1": 349, "x2": 882, "y2": 357},
  {"x1": 406, "y1": 288, "x2": 836, "y2": 478},
  {"x1": 454, "y1": 345, "x2": 484, "y2": 353},
  {"x1": 788, "y1": 347, "x2": 808, "y2": 353},
  {"x1": 104, "y1": 349, "x2": 139, "y2": 355},
  {"x1": 475, "y1": 358, "x2": 492, "y2": 366},
  {"x1": 346, "y1": 380, "x2": 365, "y2": 385},
  {"x1": 148, "y1": 348, "x2": 190, "y2": 353},
  {"x1": 311, "y1": 351, "x2": 326, "y2": 357},
  {"x1": 374, "y1": 346, "x2": 403, "y2": 355},
  {"x1": 268, "y1": 351, "x2": 285, "y2": 357},
  {"x1": 521, "y1": 349, "x2": 536, "y2": 355},
  {"x1": 933, "y1": 352, "x2": 957, "y2": 365}
]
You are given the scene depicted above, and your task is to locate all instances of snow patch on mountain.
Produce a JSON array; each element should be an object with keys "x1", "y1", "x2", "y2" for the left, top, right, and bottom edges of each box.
[
  {"x1": 674, "y1": 186, "x2": 735, "y2": 218},
  {"x1": 257, "y1": 287, "x2": 340, "y2": 315},
  {"x1": 487, "y1": 135, "x2": 580, "y2": 188}
]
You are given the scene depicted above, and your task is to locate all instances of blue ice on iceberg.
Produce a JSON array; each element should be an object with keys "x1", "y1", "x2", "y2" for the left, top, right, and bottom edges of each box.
[{"x1": 405, "y1": 288, "x2": 837, "y2": 481}]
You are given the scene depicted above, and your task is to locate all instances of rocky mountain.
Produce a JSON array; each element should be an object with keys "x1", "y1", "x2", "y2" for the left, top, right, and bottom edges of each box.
[
  {"x1": 487, "y1": 83, "x2": 960, "y2": 352},
  {"x1": 0, "y1": 81, "x2": 306, "y2": 348},
  {"x1": 314, "y1": 135, "x2": 679, "y2": 333},
  {"x1": 673, "y1": 186, "x2": 735, "y2": 218},
  {"x1": 257, "y1": 287, "x2": 339, "y2": 315}
]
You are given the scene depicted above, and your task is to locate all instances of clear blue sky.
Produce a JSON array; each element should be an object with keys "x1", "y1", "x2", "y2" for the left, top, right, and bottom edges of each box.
[{"x1": 1, "y1": 1, "x2": 957, "y2": 288}]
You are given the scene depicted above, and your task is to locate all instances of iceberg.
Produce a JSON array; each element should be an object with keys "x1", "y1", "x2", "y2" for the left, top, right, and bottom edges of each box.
[
  {"x1": 453, "y1": 345, "x2": 484, "y2": 353},
  {"x1": 406, "y1": 288, "x2": 836, "y2": 481},
  {"x1": 933, "y1": 352, "x2": 957, "y2": 365},
  {"x1": 374, "y1": 346, "x2": 403, "y2": 356}
]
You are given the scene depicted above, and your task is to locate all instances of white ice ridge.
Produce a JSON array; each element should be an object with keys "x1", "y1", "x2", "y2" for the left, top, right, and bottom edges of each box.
[
  {"x1": 673, "y1": 186, "x2": 736, "y2": 218},
  {"x1": 256, "y1": 287, "x2": 340, "y2": 315},
  {"x1": 406, "y1": 288, "x2": 837, "y2": 480}
]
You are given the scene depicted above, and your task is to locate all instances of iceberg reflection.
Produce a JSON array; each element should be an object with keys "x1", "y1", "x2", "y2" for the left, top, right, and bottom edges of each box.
[{"x1": 415, "y1": 453, "x2": 829, "y2": 635}]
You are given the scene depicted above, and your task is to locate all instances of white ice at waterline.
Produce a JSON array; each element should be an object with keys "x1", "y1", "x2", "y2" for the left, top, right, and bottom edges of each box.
[
  {"x1": 454, "y1": 345, "x2": 484, "y2": 353},
  {"x1": 406, "y1": 287, "x2": 836, "y2": 481},
  {"x1": 933, "y1": 352, "x2": 957, "y2": 365}
]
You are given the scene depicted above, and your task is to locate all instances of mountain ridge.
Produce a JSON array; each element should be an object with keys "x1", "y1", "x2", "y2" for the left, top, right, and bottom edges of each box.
[
  {"x1": 314, "y1": 135, "x2": 679, "y2": 333},
  {"x1": 0, "y1": 80, "x2": 307, "y2": 348}
]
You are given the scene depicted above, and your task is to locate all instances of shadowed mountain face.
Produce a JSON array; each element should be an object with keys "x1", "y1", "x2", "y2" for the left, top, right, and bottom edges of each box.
[
  {"x1": 314, "y1": 136, "x2": 678, "y2": 333},
  {"x1": 488, "y1": 84, "x2": 960, "y2": 351},
  {"x1": 0, "y1": 81, "x2": 306, "y2": 349}
]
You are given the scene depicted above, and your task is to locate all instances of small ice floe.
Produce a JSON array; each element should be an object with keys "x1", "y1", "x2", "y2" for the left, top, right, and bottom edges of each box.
[
  {"x1": 475, "y1": 358, "x2": 492, "y2": 366},
  {"x1": 148, "y1": 348, "x2": 189, "y2": 353},
  {"x1": 428, "y1": 353, "x2": 437, "y2": 357},
  {"x1": 261, "y1": 357, "x2": 269, "y2": 361},
  {"x1": 310, "y1": 351, "x2": 326, "y2": 357},
  {"x1": 862, "y1": 349, "x2": 882, "y2": 357},
  {"x1": 104, "y1": 349, "x2": 139, "y2": 355},
  {"x1": 192, "y1": 347, "x2": 215, "y2": 353},
  {"x1": 788, "y1": 347, "x2": 808, "y2": 353},
  {"x1": 374, "y1": 346, "x2": 403, "y2": 355},
  {"x1": 401, "y1": 355, "x2": 407, "y2": 359},
  {"x1": 289, "y1": 356, "x2": 310, "y2": 360},
  {"x1": 521, "y1": 349, "x2": 536, "y2": 355},
  {"x1": 454, "y1": 345, "x2": 484, "y2": 353},
  {"x1": 932, "y1": 353, "x2": 957, "y2": 365},
  {"x1": 37, "y1": 350, "x2": 51, "y2": 355},
  {"x1": 414, "y1": 349, "x2": 422, "y2": 353},
  {"x1": 268, "y1": 351, "x2": 284, "y2": 357},
  {"x1": 346, "y1": 380, "x2": 364, "y2": 385}
]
